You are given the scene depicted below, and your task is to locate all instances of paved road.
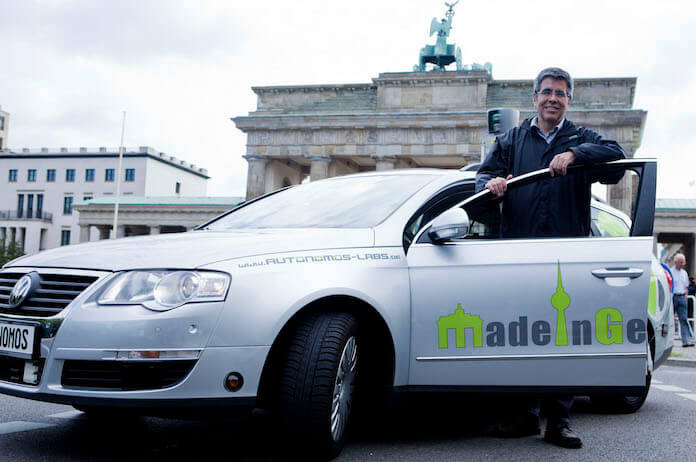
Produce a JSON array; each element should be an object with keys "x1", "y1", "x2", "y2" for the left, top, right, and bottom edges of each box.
[{"x1": 0, "y1": 366, "x2": 695, "y2": 461}]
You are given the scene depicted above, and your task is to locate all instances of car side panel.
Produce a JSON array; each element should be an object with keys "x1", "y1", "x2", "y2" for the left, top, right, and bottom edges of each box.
[{"x1": 202, "y1": 246, "x2": 412, "y2": 388}]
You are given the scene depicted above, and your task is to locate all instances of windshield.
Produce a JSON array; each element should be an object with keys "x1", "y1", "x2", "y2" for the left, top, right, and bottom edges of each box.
[{"x1": 206, "y1": 174, "x2": 438, "y2": 229}]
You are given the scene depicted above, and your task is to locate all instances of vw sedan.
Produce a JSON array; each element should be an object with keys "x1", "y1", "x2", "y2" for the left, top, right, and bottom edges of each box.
[{"x1": 0, "y1": 159, "x2": 669, "y2": 459}]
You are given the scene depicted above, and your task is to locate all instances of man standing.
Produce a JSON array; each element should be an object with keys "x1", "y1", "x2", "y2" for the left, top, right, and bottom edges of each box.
[
  {"x1": 475, "y1": 67, "x2": 626, "y2": 448},
  {"x1": 671, "y1": 253, "x2": 695, "y2": 347}
]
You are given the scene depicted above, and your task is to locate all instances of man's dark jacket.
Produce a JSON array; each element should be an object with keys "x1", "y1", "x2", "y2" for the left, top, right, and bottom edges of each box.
[{"x1": 475, "y1": 118, "x2": 626, "y2": 238}]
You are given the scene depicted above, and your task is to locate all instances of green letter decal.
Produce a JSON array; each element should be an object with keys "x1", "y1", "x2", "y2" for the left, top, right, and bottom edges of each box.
[
  {"x1": 437, "y1": 305, "x2": 484, "y2": 348},
  {"x1": 596, "y1": 308, "x2": 623, "y2": 345}
]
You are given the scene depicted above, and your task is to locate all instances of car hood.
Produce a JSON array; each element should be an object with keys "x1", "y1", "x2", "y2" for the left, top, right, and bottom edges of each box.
[{"x1": 6, "y1": 229, "x2": 375, "y2": 271}]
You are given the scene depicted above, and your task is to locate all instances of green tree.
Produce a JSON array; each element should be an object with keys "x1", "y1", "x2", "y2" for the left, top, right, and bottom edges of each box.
[{"x1": 0, "y1": 239, "x2": 24, "y2": 267}]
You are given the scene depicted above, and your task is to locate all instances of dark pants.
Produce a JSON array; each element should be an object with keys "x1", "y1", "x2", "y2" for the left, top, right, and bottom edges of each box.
[
  {"x1": 528, "y1": 394, "x2": 573, "y2": 426},
  {"x1": 496, "y1": 394, "x2": 573, "y2": 427},
  {"x1": 675, "y1": 295, "x2": 693, "y2": 343}
]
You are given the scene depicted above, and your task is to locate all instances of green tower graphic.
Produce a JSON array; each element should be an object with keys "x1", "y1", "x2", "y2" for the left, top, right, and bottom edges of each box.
[
  {"x1": 437, "y1": 304, "x2": 483, "y2": 349},
  {"x1": 551, "y1": 261, "x2": 571, "y2": 346}
]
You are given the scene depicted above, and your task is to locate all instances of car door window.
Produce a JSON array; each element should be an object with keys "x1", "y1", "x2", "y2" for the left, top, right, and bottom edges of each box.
[{"x1": 416, "y1": 160, "x2": 655, "y2": 243}]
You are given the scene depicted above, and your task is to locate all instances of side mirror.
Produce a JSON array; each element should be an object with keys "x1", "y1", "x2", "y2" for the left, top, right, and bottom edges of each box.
[{"x1": 428, "y1": 208, "x2": 470, "y2": 243}]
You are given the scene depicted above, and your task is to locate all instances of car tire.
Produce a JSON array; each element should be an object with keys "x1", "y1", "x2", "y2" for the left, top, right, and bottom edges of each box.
[
  {"x1": 591, "y1": 341, "x2": 653, "y2": 413},
  {"x1": 278, "y1": 312, "x2": 359, "y2": 460}
]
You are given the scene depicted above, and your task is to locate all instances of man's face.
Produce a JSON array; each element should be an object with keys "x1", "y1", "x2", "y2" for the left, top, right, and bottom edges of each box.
[
  {"x1": 533, "y1": 77, "x2": 571, "y2": 126},
  {"x1": 676, "y1": 257, "x2": 686, "y2": 269}
]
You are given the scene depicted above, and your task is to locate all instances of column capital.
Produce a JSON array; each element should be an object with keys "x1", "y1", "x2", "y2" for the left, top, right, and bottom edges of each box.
[
  {"x1": 371, "y1": 155, "x2": 397, "y2": 161},
  {"x1": 243, "y1": 154, "x2": 268, "y2": 163},
  {"x1": 305, "y1": 154, "x2": 331, "y2": 163}
]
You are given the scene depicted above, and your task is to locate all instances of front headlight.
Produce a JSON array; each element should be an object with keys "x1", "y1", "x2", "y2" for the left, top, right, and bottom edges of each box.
[{"x1": 98, "y1": 270, "x2": 230, "y2": 311}]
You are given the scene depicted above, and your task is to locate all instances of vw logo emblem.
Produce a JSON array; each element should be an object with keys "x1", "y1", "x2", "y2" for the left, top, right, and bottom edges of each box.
[{"x1": 9, "y1": 275, "x2": 33, "y2": 308}]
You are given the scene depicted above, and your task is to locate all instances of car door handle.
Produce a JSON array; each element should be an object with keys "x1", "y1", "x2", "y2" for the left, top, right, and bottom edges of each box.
[{"x1": 591, "y1": 268, "x2": 644, "y2": 279}]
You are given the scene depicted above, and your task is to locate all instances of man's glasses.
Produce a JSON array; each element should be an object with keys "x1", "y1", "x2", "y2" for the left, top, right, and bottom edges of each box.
[{"x1": 537, "y1": 89, "x2": 569, "y2": 98}]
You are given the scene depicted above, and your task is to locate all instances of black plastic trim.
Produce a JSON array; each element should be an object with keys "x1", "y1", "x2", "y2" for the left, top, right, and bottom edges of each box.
[
  {"x1": 393, "y1": 385, "x2": 647, "y2": 395},
  {"x1": 0, "y1": 385, "x2": 256, "y2": 409}
]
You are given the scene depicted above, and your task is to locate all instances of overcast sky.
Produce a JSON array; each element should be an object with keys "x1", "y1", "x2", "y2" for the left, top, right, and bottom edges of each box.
[{"x1": 1, "y1": 0, "x2": 695, "y2": 198}]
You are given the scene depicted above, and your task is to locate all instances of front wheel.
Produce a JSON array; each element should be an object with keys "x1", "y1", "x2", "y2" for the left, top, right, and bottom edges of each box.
[{"x1": 278, "y1": 312, "x2": 359, "y2": 460}]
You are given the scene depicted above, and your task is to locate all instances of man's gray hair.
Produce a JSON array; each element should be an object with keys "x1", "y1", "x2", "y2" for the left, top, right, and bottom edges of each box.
[
  {"x1": 675, "y1": 253, "x2": 686, "y2": 263},
  {"x1": 534, "y1": 67, "x2": 574, "y2": 98}
]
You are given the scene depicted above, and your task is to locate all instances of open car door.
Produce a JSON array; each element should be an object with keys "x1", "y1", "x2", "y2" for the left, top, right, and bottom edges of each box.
[{"x1": 407, "y1": 159, "x2": 656, "y2": 395}]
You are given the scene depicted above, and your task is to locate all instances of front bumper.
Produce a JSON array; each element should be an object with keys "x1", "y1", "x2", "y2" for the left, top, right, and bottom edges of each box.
[
  {"x1": 0, "y1": 344, "x2": 270, "y2": 409},
  {"x1": 0, "y1": 293, "x2": 271, "y2": 412}
]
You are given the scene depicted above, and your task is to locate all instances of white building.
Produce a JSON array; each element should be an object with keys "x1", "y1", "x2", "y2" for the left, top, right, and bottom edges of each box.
[
  {"x1": 73, "y1": 196, "x2": 243, "y2": 241},
  {"x1": 0, "y1": 146, "x2": 209, "y2": 254},
  {"x1": 0, "y1": 105, "x2": 8, "y2": 150}
]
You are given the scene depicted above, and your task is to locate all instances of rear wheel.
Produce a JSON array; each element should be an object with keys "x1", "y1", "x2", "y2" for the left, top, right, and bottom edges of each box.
[
  {"x1": 591, "y1": 341, "x2": 653, "y2": 413},
  {"x1": 278, "y1": 312, "x2": 359, "y2": 460}
]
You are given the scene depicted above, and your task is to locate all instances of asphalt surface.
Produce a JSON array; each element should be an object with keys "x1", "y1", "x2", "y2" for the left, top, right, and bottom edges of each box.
[{"x1": 0, "y1": 365, "x2": 695, "y2": 461}]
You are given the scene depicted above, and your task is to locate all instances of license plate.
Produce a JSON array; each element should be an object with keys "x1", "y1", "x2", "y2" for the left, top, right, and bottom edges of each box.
[{"x1": 0, "y1": 322, "x2": 36, "y2": 357}]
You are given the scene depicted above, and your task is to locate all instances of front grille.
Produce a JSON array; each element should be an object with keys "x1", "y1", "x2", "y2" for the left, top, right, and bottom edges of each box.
[
  {"x1": 0, "y1": 271, "x2": 99, "y2": 317},
  {"x1": 61, "y1": 360, "x2": 197, "y2": 391},
  {"x1": 0, "y1": 356, "x2": 45, "y2": 385}
]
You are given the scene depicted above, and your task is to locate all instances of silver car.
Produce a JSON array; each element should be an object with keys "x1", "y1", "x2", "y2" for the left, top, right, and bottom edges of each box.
[{"x1": 0, "y1": 159, "x2": 668, "y2": 459}]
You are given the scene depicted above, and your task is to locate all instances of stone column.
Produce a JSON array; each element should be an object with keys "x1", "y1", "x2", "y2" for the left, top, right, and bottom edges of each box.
[
  {"x1": 79, "y1": 225, "x2": 91, "y2": 243},
  {"x1": 243, "y1": 154, "x2": 268, "y2": 200},
  {"x1": 307, "y1": 155, "x2": 331, "y2": 182},
  {"x1": 608, "y1": 174, "x2": 633, "y2": 218},
  {"x1": 116, "y1": 226, "x2": 126, "y2": 238},
  {"x1": 149, "y1": 226, "x2": 161, "y2": 235},
  {"x1": 373, "y1": 155, "x2": 397, "y2": 171}
]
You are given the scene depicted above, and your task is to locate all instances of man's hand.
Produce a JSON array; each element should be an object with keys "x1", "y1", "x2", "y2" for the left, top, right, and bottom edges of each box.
[
  {"x1": 485, "y1": 175, "x2": 513, "y2": 197},
  {"x1": 549, "y1": 151, "x2": 576, "y2": 177}
]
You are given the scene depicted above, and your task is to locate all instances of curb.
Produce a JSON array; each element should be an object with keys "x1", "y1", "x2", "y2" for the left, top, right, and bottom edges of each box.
[{"x1": 666, "y1": 357, "x2": 696, "y2": 368}]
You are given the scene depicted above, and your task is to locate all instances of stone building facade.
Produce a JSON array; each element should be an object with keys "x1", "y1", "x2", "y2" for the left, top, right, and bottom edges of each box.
[
  {"x1": 233, "y1": 70, "x2": 647, "y2": 214},
  {"x1": 73, "y1": 196, "x2": 243, "y2": 242},
  {"x1": 0, "y1": 146, "x2": 209, "y2": 254},
  {"x1": 0, "y1": 105, "x2": 8, "y2": 150}
]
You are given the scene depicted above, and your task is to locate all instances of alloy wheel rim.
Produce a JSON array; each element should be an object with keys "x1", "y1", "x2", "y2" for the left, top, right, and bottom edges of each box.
[{"x1": 331, "y1": 336, "x2": 357, "y2": 442}]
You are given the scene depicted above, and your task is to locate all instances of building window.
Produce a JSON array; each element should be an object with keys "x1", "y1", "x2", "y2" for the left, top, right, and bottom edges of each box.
[
  {"x1": 27, "y1": 169, "x2": 37, "y2": 182},
  {"x1": 8, "y1": 169, "x2": 17, "y2": 182},
  {"x1": 26, "y1": 195, "x2": 34, "y2": 219},
  {"x1": 61, "y1": 230, "x2": 71, "y2": 246},
  {"x1": 17, "y1": 194, "x2": 24, "y2": 218},
  {"x1": 0, "y1": 116, "x2": 4, "y2": 130},
  {"x1": 85, "y1": 168, "x2": 95, "y2": 182},
  {"x1": 83, "y1": 195, "x2": 93, "y2": 201},
  {"x1": 105, "y1": 168, "x2": 115, "y2": 182},
  {"x1": 63, "y1": 196, "x2": 73, "y2": 215},
  {"x1": 37, "y1": 194, "x2": 43, "y2": 218},
  {"x1": 47, "y1": 169, "x2": 56, "y2": 182},
  {"x1": 175, "y1": 182, "x2": 181, "y2": 194},
  {"x1": 125, "y1": 168, "x2": 135, "y2": 182},
  {"x1": 66, "y1": 169, "x2": 75, "y2": 182}
]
